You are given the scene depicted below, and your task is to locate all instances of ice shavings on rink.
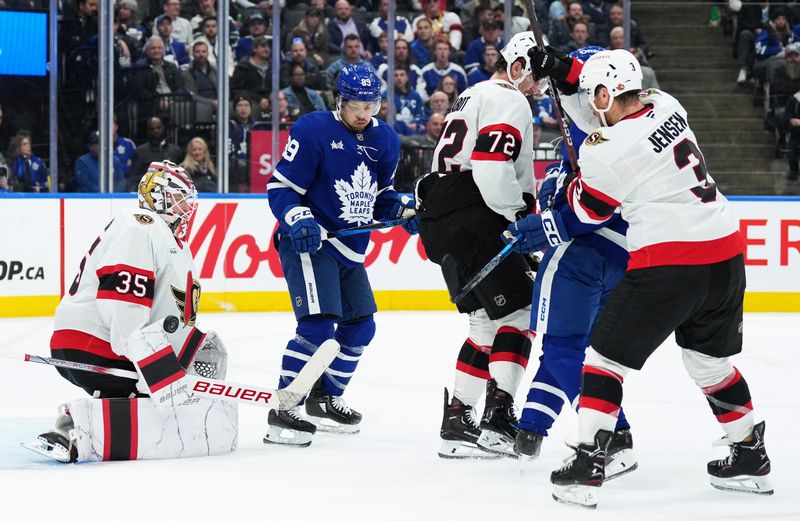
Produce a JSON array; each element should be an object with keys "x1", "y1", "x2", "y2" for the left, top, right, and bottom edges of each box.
[{"x1": 0, "y1": 312, "x2": 797, "y2": 521}]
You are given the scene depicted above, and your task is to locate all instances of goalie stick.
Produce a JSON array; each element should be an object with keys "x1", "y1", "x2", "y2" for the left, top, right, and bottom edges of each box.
[
  {"x1": 524, "y1": 0, "x2": 579, "y2": 174},
  {"x1": 1, "y1": 317, "x2": 338, "y2": 411},
  {"x1": 442, "y1": 232, "x2": 521, "y2": 304}
]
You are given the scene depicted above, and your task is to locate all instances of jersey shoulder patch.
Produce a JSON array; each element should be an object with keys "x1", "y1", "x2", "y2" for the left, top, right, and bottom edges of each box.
[
  {"x1": 134, "y1": 213, "x2": 155, "y2": 225},
  {"x1": 585, "y1": 130, "x2": 610, "y2": 147}
]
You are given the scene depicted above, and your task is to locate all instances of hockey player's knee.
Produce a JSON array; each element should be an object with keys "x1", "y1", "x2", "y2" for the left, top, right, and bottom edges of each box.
[
  {"x1": 495, "y1": 306, "x2": 532, "y2": 332},
  {"x1": 681, "y1": 349, "x2": 734, "y2": 388},
  {"x1": 335, "y1": 315, "x2": 376, "y2": 347},
  {"x1": 585, "y1": 347, "x2": 631, "y2": 380},
  {"x1": 468, "y1": 309, "x2": 495, "y2": 346},
  {"x1": 296, "y1": 315, "x2": 336, "y2": 347}
]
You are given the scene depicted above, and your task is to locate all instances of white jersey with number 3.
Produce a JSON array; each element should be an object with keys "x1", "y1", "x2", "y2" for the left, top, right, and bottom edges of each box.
[
  {"x1": 431, "y1": 79, "x2": 535, "y2": 222},
  {"x1": 53, "y1": 207, "x2": 203, "y2": 365},
  {"x1": 568, "y1": 89, "x2": 744, "y2": 270}
]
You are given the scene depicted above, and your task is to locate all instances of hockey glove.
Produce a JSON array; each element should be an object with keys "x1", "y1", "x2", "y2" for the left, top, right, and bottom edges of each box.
[
  {"x1": 529, "y1": 47, "x2": 574, "y2": 82},
  {"x1": 388, "y1": 195, "x2": 419, "y2": 235},
  {"x1": 282, "y1": 205, "x2": 322, "y2": 254},
  {"x1": 538, "y1": 163, "x2": 562, "y2": 211},
  {"x1": 505, "y1": 209, "x2": 570, "y2": 254}
]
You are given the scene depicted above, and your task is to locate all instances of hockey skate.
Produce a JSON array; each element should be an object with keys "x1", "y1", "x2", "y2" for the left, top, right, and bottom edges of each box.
[
  {"x1": 550, "y1": 430, "x2": 612, "y2": 509},
  {"x1": 605, "y1": 428, "x2": 638, "y2": 481},
  {"x1": 22, "y1": 405, "x2": 78, "y2": 463},
  {"x1": 476, "y1": 379, "x2": 519, "y2": 458},
  {"x1": 514, "y1": 428, "x2": 544, "y2": 461},
  {"x1": 707, "y1": 421, "x2": 773, "y2": 495},
  {"x1": 304, "y1": 378, "x2": 362, "y2": 434},
  {"x1": 263, "y1": 407, "x2": 317, "y2": 447},
  {"x1": 438, "y1": 388, "x2": 500, "y2": 460}
]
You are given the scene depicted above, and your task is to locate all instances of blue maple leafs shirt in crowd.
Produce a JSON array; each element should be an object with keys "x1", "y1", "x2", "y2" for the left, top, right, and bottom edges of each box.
[{"x1": 267, "y1": 110, "x2": 401, "y2": 268}]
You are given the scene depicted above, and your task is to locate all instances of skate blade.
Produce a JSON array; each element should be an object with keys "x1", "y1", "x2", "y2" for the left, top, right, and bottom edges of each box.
[
  {"x1": 262, "y1": 426, "x2": 313, "y2": 448},
  {"x1": 710, "y1": 474, "x2": 774, "y2": 495},
  {"x1": 552, "y1": 483, "x2": 599, "y2": 509},
  {"x1": 605, "y1": 449, "x2": 638, "y2": 481},
  {"x1": 20, "y1": 438, "x2": 73, "y2": 463},
  {"x1": 438, "y1": 439, "x2": 501, "y2": 460},
  {"x1": 477, "y1": 430, "x2": 518, "y2": 459},
  {"x1": 306, "y1": 416, "x2": 360, "y2": 435}
]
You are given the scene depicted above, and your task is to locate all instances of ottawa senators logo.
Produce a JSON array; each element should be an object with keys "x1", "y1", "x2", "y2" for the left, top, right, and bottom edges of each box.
[
  {"x1": 585, "y1": 130, "x2": 609, "y2": 146},
  {"x1": 134, "y1": 213, "x2": 154, "y2": 225},
  {"x1": 639, "y1": 88, "x2": 660, "y2": 98},
  {"x1": 171, "y1": 277, "x2": 201, "y2": 327}
]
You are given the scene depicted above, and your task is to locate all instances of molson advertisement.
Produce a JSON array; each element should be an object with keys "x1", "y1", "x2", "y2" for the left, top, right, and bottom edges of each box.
[{"x1": 0, "y1": 195, "x2": 798, "y2": 317}]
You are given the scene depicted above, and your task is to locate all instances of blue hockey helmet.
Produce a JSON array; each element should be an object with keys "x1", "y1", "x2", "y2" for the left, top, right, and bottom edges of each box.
[
  {"x1": 569, "y1": 45, "x2": 605, "y2": 62},
  {"x1": 337, "y1": 64, "x2": 381, "y2": 102}
]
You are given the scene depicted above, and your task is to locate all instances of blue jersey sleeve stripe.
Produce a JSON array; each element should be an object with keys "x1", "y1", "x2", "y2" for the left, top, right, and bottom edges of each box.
[{"x1": 272, "y1": 169, "x2": 307, "y2": 195}]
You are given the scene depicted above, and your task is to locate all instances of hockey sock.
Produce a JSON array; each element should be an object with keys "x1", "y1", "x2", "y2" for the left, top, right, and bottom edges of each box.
[
  {"x1": 702, "y1": 367, "x2": 754, "y2": 443},
  {"x1": 578, "y1": 365, "x2": 623, "y2": 444},
  {"x1": 519, "y1": 334, "x2": 584, "y2": 435},
  {"x1": 454, "y1": 337, "x2": 490, "y2": 406},
  {"x1": 321, "y1": 315, "x2": 376, "y2": 397},
  {"x1": 488, "y1": 326, "x2": 532, "y2": 395},
  {"x1": 279, "y1": 316, "x2": 335, "y2": 389},
  {"x1": 615, "y1": 407, "x2": 631, "y2": 432}
]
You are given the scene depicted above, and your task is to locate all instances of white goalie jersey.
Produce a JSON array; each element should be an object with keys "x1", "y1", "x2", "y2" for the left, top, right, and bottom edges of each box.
[
  {"x1": 52, "y1": 207, "x2": 204, "y2": 367},
  {"x1": 568, "y1": 89, "x2": 744, "y2": 270},
  {"x1": 430, "y1": 79, "x2": 535, "y2": 222}
]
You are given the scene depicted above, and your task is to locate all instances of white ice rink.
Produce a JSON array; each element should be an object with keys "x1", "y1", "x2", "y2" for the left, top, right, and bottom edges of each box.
[{"x1": 0, "y1": 311, "x2": 797, "y2": 521}]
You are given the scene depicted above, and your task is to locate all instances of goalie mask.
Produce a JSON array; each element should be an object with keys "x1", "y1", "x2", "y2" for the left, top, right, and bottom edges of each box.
[{"x1": 138, "y1": 161, "x2": 198, "y2": 240}]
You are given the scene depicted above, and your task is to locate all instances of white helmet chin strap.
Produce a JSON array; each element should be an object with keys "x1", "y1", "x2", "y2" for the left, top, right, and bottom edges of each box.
[
  {"x1": 506, "y1": 61, "x2": 530, "y2": 90},
  {"x1": 589, "y1": 86, "x2": 614, "y2": 127}
]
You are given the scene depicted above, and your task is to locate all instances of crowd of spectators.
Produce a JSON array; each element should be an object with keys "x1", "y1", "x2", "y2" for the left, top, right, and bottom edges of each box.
[
  {"x1": 730, "y1": 1, "x2": 800, "y2": 181},
  {"x1": 0, "y1": 0, "x2": 655, "y2": 193}
]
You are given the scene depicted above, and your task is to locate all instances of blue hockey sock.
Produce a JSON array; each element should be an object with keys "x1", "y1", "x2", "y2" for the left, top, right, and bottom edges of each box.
[
  {"x1": 615, "y1": 407, "x2": 631, "y2": 431},
  {"x1": 321, "y1": 315, "x2": 376, "y2": 397},
  {"x1": 278, "y1": 315, "x2": 335, "y2": 389}
]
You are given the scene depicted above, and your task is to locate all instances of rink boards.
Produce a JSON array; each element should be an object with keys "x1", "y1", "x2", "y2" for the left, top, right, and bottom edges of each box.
[{"x1": 0, "y1": 194, "x2": 798, "y2": 316}]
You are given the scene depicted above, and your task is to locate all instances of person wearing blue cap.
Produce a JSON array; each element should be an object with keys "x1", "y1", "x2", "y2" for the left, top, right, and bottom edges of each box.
[{"x1": 73, "y1": 131, "x2": 124, "y2": 192}]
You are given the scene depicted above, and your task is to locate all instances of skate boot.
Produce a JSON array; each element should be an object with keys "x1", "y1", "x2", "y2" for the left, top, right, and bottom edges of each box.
[
  {"x1": 438, "y1": 388, "x2": 500, "y2": 459},
  {"x1": 605, "y1": 428, "x2": 638, "y2": 480},
  {"x1": 263, "y1": 407, "x2": 317, "y2": 447},
  {"x1": 550, "y1": 430, "x2": 612, "y2": 509},
  {"x1": 708, "y1": 421, "x2": 773, "y2": 495},
  {"x1": 476, "y1": 379, "x2": 519, "y2": 458},
  {"x1": 304, "y1": 378, "x2": 362, "y2": 434},
  {"x1": 514, "y1": 428, "x2": 544, "y2": 461},
  {"x1": 22, "y1": 404, "x2": 78, "y2": 463}
]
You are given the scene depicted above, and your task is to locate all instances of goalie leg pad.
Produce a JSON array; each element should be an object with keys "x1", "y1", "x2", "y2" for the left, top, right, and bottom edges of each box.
[{"x1": 66, "y1": 396, "x2": 237, "y2": 462}]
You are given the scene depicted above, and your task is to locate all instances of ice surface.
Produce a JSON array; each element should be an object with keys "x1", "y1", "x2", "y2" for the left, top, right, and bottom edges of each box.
[{"x1": 0, "y1": 312, "x2": 797, "y2": 520}]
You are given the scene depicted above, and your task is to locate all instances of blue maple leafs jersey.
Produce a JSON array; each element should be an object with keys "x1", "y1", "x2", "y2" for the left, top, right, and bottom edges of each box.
[{"x1": 267, "y1": 110, "x2": 401, "y2": 267}]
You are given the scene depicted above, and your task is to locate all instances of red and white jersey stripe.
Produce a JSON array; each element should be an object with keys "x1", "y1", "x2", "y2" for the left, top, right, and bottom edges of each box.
[
  {"x1": 430, "y1": 79, "x2": 535, "y2": 222},
  {"x1": 54, "y1": 207, "x2": 198, "y2": 361},
  {"x1": 568, "y1": 89, "x2": 743, "y2": 269}
]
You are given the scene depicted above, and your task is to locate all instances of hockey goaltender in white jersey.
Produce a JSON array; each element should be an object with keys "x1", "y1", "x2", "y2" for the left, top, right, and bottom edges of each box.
[{"x1": 26, "y1": 161, "x2": 237, "y2": 463}]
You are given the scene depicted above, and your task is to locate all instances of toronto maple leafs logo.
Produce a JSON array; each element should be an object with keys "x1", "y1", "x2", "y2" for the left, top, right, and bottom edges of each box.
[{"x1": 334, "y1": 162, "x2": 377, "y2": 225}]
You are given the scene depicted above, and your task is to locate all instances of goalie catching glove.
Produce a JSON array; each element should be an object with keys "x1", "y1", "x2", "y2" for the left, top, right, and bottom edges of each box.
[{"x1": 505, "y1": 210, "x2": 570, "y2": 254}]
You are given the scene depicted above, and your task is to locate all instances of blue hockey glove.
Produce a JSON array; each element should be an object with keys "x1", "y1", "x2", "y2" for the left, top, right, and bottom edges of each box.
[
  {"x1": 282, "y1": 206, "x2": 321, "y2": 254},
  {"x1": 388, "y1": 195, "x2": 418, "y2": 235},
  {"x1": 505, "y1": 210, "x2": 570, "y2": 254},
  {"x1": 538, "y1": 163, "x2": 561, "y2": 211}
]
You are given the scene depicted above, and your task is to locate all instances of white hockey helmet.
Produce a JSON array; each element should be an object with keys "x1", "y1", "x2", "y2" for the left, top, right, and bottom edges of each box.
[
  {"x1": 499, "y1": 31, "x2": 546, "y2": 91},
  {"x1": 578, "y1": 49, "x2": 643, "y2": 123},
  {"x1": 138, "y1": 160, "x2": 198, "y2": 240}
]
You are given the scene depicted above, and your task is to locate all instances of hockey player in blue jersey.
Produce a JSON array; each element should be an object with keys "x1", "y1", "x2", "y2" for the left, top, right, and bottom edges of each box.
[
  {"x1": 263, "y1": 64, "x2": 417, "y2": 447},
  {"x1": 503, "y1": 46, "x2": 638, "y2": 479}
]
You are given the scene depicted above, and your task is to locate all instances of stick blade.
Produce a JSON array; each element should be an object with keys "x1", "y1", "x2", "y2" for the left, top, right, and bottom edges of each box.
[{"x1": 441, "y1": 254, "x2": 461, "y2": 303}]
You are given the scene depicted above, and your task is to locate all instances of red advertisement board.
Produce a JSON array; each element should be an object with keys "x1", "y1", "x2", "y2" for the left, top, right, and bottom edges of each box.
[{"x1": 249, "y1": 129, "x2": 290, "y2": 193}]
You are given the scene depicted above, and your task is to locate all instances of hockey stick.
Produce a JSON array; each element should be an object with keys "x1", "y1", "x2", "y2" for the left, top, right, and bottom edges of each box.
[
  {"x1": 524, "y1": 0, "x2": 579, "y2": 174},
  {"x1": 442, "y1": 231, "x2": 521, "y2": 304},
  {"x1": 1, "y1": 331, "x2": 338, "y2": 412},
  {"x1": 321, "y1": 208, "x2": 416, "y2": 240}
]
